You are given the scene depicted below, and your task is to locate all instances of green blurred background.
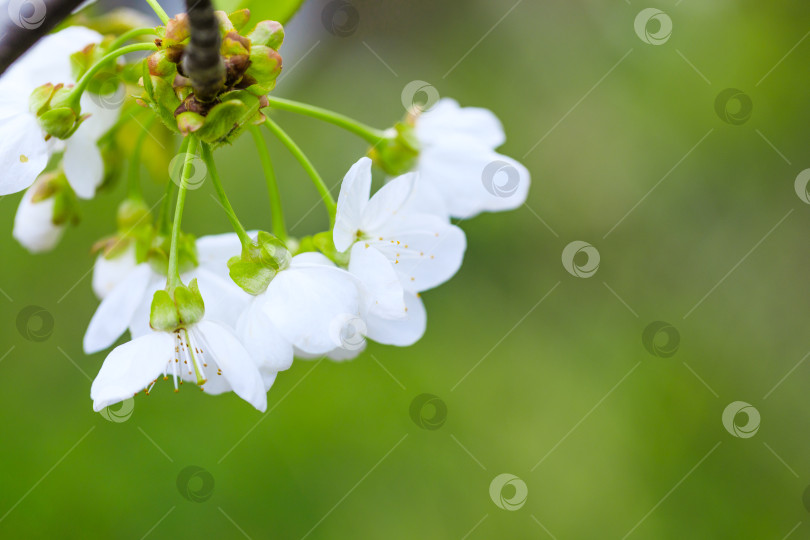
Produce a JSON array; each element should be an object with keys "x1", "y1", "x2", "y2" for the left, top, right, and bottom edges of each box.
[{"x1": 2, "y1": 0, "x2": 810, "y2": 537}]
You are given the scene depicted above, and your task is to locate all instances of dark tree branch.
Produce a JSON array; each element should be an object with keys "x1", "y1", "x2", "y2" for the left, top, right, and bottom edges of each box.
[
  {"x1": 0, "y1": 0, "x2": 85, "y2": 75},
  {"x1": 182, "y1": 0, "x2": 225, "y2": 103}
]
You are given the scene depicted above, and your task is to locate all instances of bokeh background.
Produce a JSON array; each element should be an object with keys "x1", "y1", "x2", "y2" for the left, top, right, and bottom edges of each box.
[{"x1": 2, "y1": 0, "x2": 810, "y2": 538}]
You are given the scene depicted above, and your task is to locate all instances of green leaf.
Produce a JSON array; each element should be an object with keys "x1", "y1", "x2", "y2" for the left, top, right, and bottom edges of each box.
[{"x1": 214, "y1": 0, "x2": 307, "y2": 25}]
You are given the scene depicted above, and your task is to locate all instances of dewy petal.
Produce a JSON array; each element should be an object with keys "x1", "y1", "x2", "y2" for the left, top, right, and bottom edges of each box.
[
  {"x1": 262, "y1": 261, "x2": 362, "y2": 355},
  {"x1": 372, "y1": 214, "x2": 467, "y2": 293},
  {"x1": 12, "y1": 187, "x2": 64, "y2": 253},
  {"x1": 0, "y1": 112, "x2": 49, "y2": 195},
  {"x1": 194, "y1": 321, "x2": 267, "y2": 412},
  {"x1": 91, "y1": 245, "x2": 138, "y2": 300},
  {"x1": 416, "y1": 98, "x2": 506, "y2": 149},
  {"x1": 334, "y1": 157, "x2": 373, "y2": 252},
  {"x1": 63, "y1": 132, "x2": 104, "y2": 199},
  {"x1": 349, "y1": 242, "x2": 406, "y2": 319},
  {"x1": 90, "y1": 331, "x2": 174, "y2": 412},
  {"x1": 84, "y1": 264, "x2": 153, "y2": 354},
  {"x1": 366, "y1": 292, "x2": 426, "y2": 347},
  {"x1": 236, "y1": 298, "x2": 294, "y2": 376},
  {"x1": 418, "y1": 145, "x2": 530, "y2": 219},
  {"x1": 361, "y1": 172, "x2": 417, "y2": 233}
]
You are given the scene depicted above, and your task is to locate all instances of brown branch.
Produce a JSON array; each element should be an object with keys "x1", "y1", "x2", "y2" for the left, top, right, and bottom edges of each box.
[
  {"x1": 182, "y1": 0, "x2": 225, "y2": 103},
  {"x1": 0, "y1": 0, "x2": 86, "y2": 75}
]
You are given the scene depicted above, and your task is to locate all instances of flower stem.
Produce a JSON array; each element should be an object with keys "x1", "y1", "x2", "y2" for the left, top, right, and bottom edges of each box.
[
  {"x1": 127, "y1": 115, "x2": 156, "y2": 199},
  {"x1": 249, "y1": 125, "x2": 287, "y2": 242},
  {"x1": 108, "y1": 27, "x2": 158, "y2": 51},
  {"x1": 263, "y1": 96, "x2": 387, "y2": 145},
  {"x1": 144, "y1": 0, "x2": 170, "y2": 24},
  {"x1": 167, "y1": 135, "x2": 199, "y2": 289},
  {"x1": 68, "y1": 42, "x2": 157, "y2": 106},
  {"x1": 158, "y1": 136, "x2": 190, "y2": 234},
  {"x1": 263, "y1": 118, "x2": 336, "y2": 225},
  {"x1": 200, "y1": 143, "x2": 251, "y2": 248}
]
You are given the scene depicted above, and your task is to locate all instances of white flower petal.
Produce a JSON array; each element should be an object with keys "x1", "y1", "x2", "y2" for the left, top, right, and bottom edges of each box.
[
  {"x1": 193, "y1": 267, "x2": 250, "y2": 330},
  {"x1": 372, "y1": 214, "x2": 466, "y2": 292},
  {"x1": 237, "y1": 298, "x2": 294, "y2": 375},
  {"x1": 91, "y1": 245, "x2": 138, "y2": 300},
  {"x1": 349, "y1": 242, "x2": 406, "y2": 319},
  {"x1": 334, "y1": 157, "x2": 373, "y2": 252},
  {"x1": 90, "y1": 331, "x2": 174, "y2": 412},
  {"x1": 84, "y1": 264, "x2": 153, "y2": 354},
  {"x1": 417, "y1": 98, "x2": 506, "y2": 149},
  {"x1": 400, "y1": 174, "x2": 450, "y2": 220},
  {"x1": 361, "y1": 172, "x2": 416, "y2": 233},
  {"x1": 0, "y1": 112, "x2": 49, "y2": 195},
  {"x1": 63, "y1": 133, "x2": 103, "y2": 199},
  {"x1": 366, "y1": 292, "x2": 426, "y2": 346},
  {"x1": 12, "y1": 187, "x2": 64, "y2": 252},
  {"x1": 262, "y1": 264, "x2": 362, "y2": 355},
  {"x1": 418, "y1": 146, "x2": 530, "y2": 219},
  {"x1": 194, "y1": 321, "x2": 267, "y2": 412}
]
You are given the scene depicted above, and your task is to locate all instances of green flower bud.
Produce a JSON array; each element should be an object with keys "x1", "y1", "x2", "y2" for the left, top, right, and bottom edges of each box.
[
  {"x1": 247, "y1": 20, "x2": 284, "y2": 50},
  {"x1": 228, "y1": 9, "x2": 251, "y2": 32},
  {"x1": 227, "y1": 231, "x2": 291, "y2": 295},
  {"x1": 368, "y1": 121, "x2": 420, "y2": 176},
  {"x1": 245, "y1": 46, "x2": 282, "y2": 94},
  {"x1": 30, "y1": 172, "x2": 80, "y2": 227},
  {"x1": 30, "y1": 84, "x2": 82, "y2": 140}
]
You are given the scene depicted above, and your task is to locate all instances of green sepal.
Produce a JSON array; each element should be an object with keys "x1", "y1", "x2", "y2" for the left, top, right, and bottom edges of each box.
[
  {"x1": 248, "y1": 20, "x2": 284, "y2": 50},
  {"x1": 149, "y1": 289, "x2": 180, "y2": 332},
  {"x1": 222, "y1": 32, "x2": 250, "y2": 57},
  {"x1": 214, "y1": 11, "x2": 236, "y2": 36},
  {"x1": 29, "y1": 83, "x2": 57, "y2": 115},
  {"x1": 368, "y1": 121, "x2": 420, "y2": 176},
  {"x1": 148, "y1": 49, "x2": 178, "y2": 77},
  {"x1": 174, "y1": 278, "x2": 205, "y2": 325},
  {"x1": 227, "y1": 231, "x2": 291, "y2": 295}
]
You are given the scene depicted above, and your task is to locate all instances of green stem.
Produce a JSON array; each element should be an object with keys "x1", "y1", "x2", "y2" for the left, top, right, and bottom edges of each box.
[
  {"x1": 263, "y1": 118, "x2": 337, "y2": 225},
  {"x1": 126, "y1": 116, "x2": 156, "y2": 199},
  {"x1": 166, "y1": 135, "x2": 199, "y2": 289},
  {"x1": 144, "y1": 0, "x2": 170, "y2": 24},
  {"x1": 68, "y1": 42, "x2": 157, "y2": 106},
  {"x1": 159, "y1": 136, "x2": 190, "y2": 234},
  {"x1": 108, "y1": 27, "x2": 158, "y2": 51},
  {"x1": 200, "y1": 143, "x2": 251, "y2": 248},
  {"x1": 264, "y1": 96, "x2": 387, "y2": 145},
  {"x1": 249, "y1": 125, "x2": 287, "y2": 242}
]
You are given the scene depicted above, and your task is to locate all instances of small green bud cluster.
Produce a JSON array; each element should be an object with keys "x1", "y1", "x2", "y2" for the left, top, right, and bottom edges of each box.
[{"x1": 140, "y1": 9, "x2": 284, "y2": 147}]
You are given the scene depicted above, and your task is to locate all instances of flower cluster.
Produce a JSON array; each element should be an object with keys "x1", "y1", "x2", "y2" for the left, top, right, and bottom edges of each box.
[{"x1": 0, "y1": 3, "x2": 530, "y2": 413}]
